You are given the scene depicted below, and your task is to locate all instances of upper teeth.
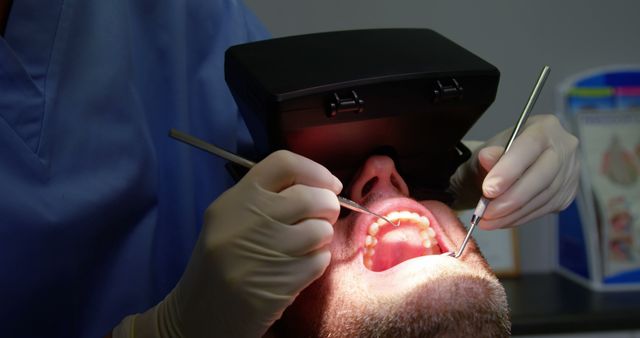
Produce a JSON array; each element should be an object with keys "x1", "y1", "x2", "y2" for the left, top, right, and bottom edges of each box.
[
  {"x1": 369, "y1": 211, "x2": 431, "y2": 235},
  {"x1": 364, "y1": 210, "x2": 437, "y2": 269}
]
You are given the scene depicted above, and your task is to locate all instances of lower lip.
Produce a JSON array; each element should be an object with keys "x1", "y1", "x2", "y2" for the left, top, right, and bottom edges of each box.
[{"x1": 357, "y1": 254, "x2": 467, "y2": 291}]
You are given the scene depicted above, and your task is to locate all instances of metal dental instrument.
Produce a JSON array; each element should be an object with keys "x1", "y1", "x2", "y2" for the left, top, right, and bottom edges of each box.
[
  {"x1": 168, "y1": 129, "x2": 399, "y2": 227},
  {"x1": 453, "y1": 65, "x2": 551, "y2": 259}
]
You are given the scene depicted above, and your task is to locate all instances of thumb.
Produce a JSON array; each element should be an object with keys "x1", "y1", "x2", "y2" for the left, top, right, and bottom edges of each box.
[{"x1": 478, "y1": 146, "x2": 507, "y2": 198}]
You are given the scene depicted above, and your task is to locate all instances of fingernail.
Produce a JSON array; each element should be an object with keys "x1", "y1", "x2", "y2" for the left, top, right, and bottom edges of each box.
[
  {"x1": 483, "y1": 177, "x2": 501, "y2": 198},
  {"x1": 333, "y1": 176, "x2": 343, "y2": 193}
]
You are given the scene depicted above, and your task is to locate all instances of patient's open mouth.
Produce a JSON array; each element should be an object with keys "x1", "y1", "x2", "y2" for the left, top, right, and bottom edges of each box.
[{"x1": 363, "y1": 210, "x2": 443, "y2": 271}]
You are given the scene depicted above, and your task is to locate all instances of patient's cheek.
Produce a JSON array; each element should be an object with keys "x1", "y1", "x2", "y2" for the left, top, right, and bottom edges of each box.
[{"x1": 271, "y1": 201, "x2": 507, "y2": 337}]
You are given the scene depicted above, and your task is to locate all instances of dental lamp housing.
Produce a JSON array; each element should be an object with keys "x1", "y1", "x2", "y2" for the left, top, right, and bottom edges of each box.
[{"x1": 225, "y1": 29, "x2": 499, "y2": 202}]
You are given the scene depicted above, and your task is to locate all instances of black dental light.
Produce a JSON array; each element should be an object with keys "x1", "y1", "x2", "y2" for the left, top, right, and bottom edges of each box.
[{"x1": 224, "y1": 28, "x2": 499, "y2": 203}]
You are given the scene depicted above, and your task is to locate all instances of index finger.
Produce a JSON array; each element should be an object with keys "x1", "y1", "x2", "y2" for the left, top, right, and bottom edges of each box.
[{"x1": 248, "y1": 150, "x2": 343, "y2": 194}]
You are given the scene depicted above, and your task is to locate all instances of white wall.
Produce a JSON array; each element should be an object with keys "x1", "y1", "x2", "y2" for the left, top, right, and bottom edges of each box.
[{"x1": 243, "y1": 0, "x2": 640, "y2": 273}]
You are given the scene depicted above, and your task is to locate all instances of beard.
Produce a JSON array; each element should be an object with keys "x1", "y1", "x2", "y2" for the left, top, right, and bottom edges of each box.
[{"x1": 268, "y1": 198, "x2": 510, "y2": 338}]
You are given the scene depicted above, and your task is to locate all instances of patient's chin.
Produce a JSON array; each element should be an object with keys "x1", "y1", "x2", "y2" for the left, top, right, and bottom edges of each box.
[
  {"x1": 266, "y1": 197, "x2": 510, "y2": 338},
  {"x1": 269, "y1": 258, "x2": 510, "y2": 338}
]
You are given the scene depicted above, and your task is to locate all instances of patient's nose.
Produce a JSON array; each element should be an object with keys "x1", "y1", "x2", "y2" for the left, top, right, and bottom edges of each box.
[{"x1": 349, "y1": 155, "x2": 409, "y2": 203}]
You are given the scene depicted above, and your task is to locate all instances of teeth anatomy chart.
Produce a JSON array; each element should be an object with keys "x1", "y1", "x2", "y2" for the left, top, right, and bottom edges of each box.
[{"x1": 558, "y1": 67, "x2": 640, "y2": 289}]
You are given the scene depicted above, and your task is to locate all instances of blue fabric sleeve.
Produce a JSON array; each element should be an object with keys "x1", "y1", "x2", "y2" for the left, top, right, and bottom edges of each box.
[{"x1": 0, "y1": 1, "x2": 270, "y2": 337}]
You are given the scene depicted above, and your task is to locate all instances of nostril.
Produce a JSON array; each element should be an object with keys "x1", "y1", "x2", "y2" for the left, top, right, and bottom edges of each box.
[
  {"x1": 361, "y1": 177, "x2": 378, "y2": 196},
  {"x1": 390, "y1": 174, "x2": 403, "y2": 193},
  {"x1": 350, "y1": 155, "x2": 409, "y2": 200}
]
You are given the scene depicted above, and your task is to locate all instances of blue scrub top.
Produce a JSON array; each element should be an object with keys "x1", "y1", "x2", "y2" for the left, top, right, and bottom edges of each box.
[{"x1": 0, "y1": 0, "x2": 268, "y2": 336}]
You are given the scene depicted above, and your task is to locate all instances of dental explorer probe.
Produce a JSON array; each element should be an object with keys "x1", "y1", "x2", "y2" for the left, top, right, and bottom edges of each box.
[
  {"x1": 453, "y1": 65, "x2": 551, "y2": 259},
  {"x1": 168, "y1": 129, "x2": 399, "y2": 228}
]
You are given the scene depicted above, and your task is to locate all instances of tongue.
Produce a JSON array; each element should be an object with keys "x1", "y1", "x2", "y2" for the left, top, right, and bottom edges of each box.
[{"x1": 370, "y1": 226, "x2": 425, "y2": 272}]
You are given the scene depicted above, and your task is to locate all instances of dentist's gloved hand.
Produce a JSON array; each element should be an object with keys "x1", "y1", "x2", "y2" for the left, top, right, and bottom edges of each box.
[
  {"x1": 450, "y1": 114, "x2": 580, "y2": 229},
  {"x1": 113, "y1": 150, "x2": 342, "y2": 338}
]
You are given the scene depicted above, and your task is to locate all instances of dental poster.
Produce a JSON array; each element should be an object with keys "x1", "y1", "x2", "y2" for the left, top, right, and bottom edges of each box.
[
  {"x1": 556, "y1": 66, "x2": 640, "y2": 289},
  {"x1": 576, "y1": 111, "x2": 640, "y2": 277}
]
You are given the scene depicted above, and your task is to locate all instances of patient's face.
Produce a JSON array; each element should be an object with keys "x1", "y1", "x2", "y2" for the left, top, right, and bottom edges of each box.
[{"x1": 269, "y1": 155, "x2": 510, "y2": 338}]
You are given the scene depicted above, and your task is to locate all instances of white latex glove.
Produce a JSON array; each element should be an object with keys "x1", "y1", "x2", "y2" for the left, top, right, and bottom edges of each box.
[
  {"x1": 450, "y1": 114, "x2": 580, "y2": 229},
  {"x1": 113, "y1": 150, "x2": 342, "y2": 338}
]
